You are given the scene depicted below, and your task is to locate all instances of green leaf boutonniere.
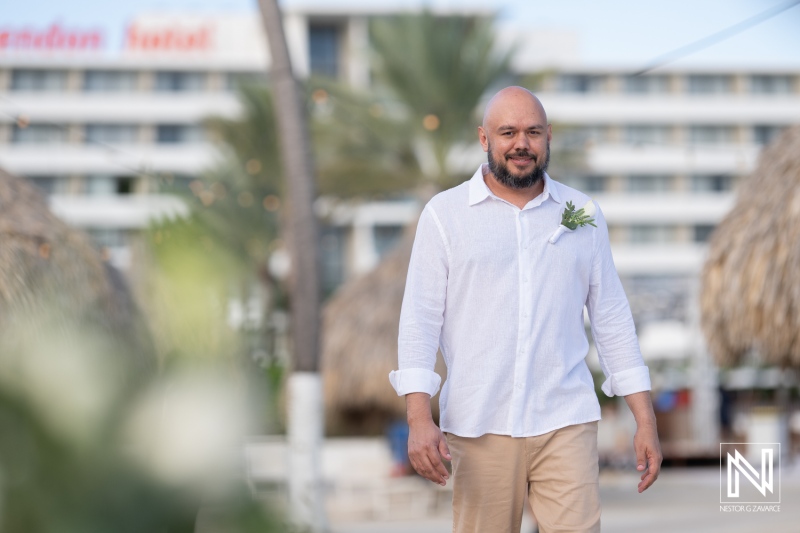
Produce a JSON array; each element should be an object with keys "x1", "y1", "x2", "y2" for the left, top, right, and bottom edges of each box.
[{"x1": 549, "y1": 200, "x2": 597, "y2": 244}]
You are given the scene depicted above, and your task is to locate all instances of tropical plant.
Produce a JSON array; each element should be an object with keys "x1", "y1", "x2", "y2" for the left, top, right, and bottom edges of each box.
[{"x1": 369, "y1": 11, "x2": 514, "y2": 188}]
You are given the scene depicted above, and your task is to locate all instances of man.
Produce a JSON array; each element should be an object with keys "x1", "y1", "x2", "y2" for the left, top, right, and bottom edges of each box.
[{"x1": 388, "y1": 86, "x2": 662, "y2": 533}]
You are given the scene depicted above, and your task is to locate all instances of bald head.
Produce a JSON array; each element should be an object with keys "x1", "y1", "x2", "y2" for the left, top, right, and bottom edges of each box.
[
  {"x1": 478, "y1": 86, "x2": 551, "y2": 191},
  {"x1": 482, "y1": 86, "x2": 547, "y2": 130}
]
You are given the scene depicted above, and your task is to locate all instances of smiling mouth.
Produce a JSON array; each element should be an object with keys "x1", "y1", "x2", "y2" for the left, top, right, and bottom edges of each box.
[{"x1": 508, "y1": 155, "x2": 533, "y2": 166}]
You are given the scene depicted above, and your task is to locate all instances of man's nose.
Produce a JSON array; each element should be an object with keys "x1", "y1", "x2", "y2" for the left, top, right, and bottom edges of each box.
[{"x1": 513, "y1": 133, "x2": 530, "y2": 151}]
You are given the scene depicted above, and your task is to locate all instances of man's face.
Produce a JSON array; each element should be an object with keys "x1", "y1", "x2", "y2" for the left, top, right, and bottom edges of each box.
[
  {"x1": 478, "y1": 88, "x2": 552, "y2": 190},
  {"x1": 487, "y1": 140, "x2": 550, "y2": 190}
]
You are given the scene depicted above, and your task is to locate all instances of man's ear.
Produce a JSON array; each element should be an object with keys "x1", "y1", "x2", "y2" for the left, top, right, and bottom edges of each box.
[
  {"x1": 478, "y1": 126, "x2": 489, "y2": 152},
  {"x1": 547, "y1": 123, "x2": 552, "y2": 143}
]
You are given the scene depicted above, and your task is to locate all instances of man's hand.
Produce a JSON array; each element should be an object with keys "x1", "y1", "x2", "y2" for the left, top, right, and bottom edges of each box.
[
  {"x1": 633, "y1": 423, "x2": 662, "y2": 493},
  {"x1": 623, "y1": 390, "x2": 662, "y2": 493},
  {"x1": 406, "y1": 392, "x2": 451, "y2": 486},
  {"x1": 408, "y1": 418, "x2": 451, "y2": 485}
]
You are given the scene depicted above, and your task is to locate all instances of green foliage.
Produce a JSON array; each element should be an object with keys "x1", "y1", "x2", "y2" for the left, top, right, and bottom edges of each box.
[
  {"x1": 142, "y1": 215, "x2": 247, "y2": 362},
  {"x1": 311, "y1": 79, "x2": 422, "y2": 198},
  {"x1": 560, "y1": 201, "x2": 597, "y2": 230},
  {"x1": 369, "y1": 11, "x2": 514, "y2": 187},
  {"x1": 0, "y1": 313, "x2": 282, "y2": 533},
  {"x1": 205, "y1": 83, "x2": 283, "y2": 195}
]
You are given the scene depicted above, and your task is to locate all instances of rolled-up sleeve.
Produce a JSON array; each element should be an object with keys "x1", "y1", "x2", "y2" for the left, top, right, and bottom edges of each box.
[
  {"x1": 585, "y1": 204, "x2": 651, "y2": 397},
  {"x1": 389, "y1": 204, "x2": 449, "y2": 397}
]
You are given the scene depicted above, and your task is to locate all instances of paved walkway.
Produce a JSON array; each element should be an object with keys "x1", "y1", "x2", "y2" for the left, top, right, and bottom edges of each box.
[{"x1": 331, "y1": 468, "x2": 800, "y2": 533}]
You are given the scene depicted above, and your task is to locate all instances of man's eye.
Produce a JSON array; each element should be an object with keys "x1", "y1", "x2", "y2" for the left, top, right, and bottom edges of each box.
[{"x1": 502, "y1": 132, "x2": 513, "y2": 136}]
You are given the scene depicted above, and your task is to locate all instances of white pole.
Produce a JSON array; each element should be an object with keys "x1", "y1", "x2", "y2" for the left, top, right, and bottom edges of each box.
[{"x1": 287, "y1": 372, "x2": 327, "y2": 532}]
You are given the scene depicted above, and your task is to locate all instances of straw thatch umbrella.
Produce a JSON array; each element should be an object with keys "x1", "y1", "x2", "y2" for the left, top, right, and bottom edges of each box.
[
  {"x1": 0, "y1": 167, "x2": 155, "y2": 369},
  {"x1": 700, "y1": 125, "x2": 800, "y2": 367},
  {"x1": 321, "y1": 219, "x2": 447, "y2": 435}
]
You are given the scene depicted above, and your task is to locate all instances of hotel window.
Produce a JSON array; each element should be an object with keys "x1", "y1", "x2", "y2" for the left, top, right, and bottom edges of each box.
[
  {"x1": 373, "y1": 225, "x2": 404, "y2": 259},
  {"x1": 87, "y1": 175, "x2": 136, "y2": 196},
  {"x1": 85, "y1": 124, "x2": 139, "y2": 145},
  {"x1": 556, "y1": 125, "x2": 608, "y2": 148},
  {"x1": 624, "y1": 125, "x2": 671, "y2": 146},
  {"x1": 83, "y1": 70, "x2": 138, "y2": 92},
  {"x1": 750, "y1": 75, "x2": 793, "y2": 94},
  {"x1": 11, "y1": 124, "x2": 67, "y2": 144},
  {"x1": 694, "y1": 225, "x2": 716, "y2": 243},
  {"x1": 688, "y1": 125, "x2": 735, "y2": 145},
  {"x1": 558, "y1": 74, "x2": 605, "y2": 93},
  {"x1": 156, "y1": 124, "x2": 204, "y2": 144},
  {"x1": 568, "y1": 176, "x2": 607, "y2": 193},
  {"x1": 154, "y1": 71, "x2": 206, "y2": 92},
  {"x1": 626, "y1": 175, "x2": 672, "y2": 193},
  {"x1": 170, "y1": 174, "x2": 196, "y2": 191},
  {"x1": 623, "y1": 75, "x2": 669, "y2": 94},
  {"x1": 629, "y1": 225, "x2": 676, "y2": 244},
  {"x1": 26, "y1": 176, "x2": 68, "y2": 196},
  {"x1": 10, "y1": 69, "x2": 68, "y2": 91},
  {"x1": 687, "y1": 75, "x2": 733, "y2": 94},
  {"x1": 691, "y1": 174, "x2": 733, "y2": 192},
  {"x1": 753, "y1": 125, "x2": 787, "y2": 145},
  {"x1": 309, "y1": 24, "x2": 341, "y2": 78}
]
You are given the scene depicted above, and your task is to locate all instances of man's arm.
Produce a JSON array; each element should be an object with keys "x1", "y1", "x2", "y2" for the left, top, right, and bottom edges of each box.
[
  {"x1": 388, "y1": 205, "x2": 451, "y2": 485},
  {"x1": 624, "y1": 391, "x2": 662, "y2": 493},
  {"x1": 585, "y1": 203, "x2": 661, "y2": 491}
]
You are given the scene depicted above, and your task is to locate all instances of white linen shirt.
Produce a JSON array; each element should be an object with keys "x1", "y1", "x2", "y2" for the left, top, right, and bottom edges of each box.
[{"x1": 389, "y1": 164, "x2": 651, "y2": 438}]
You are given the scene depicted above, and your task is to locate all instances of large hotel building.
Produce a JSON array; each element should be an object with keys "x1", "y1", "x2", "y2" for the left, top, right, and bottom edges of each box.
[{"x1": 2, "y1": 5, "x2": 799, "y2": 453}]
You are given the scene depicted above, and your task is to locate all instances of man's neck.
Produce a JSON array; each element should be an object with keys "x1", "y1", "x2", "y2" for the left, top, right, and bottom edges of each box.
[{"x1": 483, "y1": 170, "x2": 545, "y2": 210}]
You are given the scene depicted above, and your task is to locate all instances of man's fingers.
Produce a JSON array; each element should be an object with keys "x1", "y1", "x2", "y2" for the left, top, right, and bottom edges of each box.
[
  {"x1": 438, "y1": 434, "x2": 452, "y2": 461},
  {"x1": 409, "y1": 445, "x2": 448, "y2": 485},
  {"x1": 427, "y1": 445, "x2": 449, "y2": 484},
  {"x1": 637, "y1": 454, "x2": 662, "y2": 492},
  {"x1": 410, "y1": 450, "x2": 441, "y2": 484},
  {"x1": 638, "y1": 469, "x2": 657, "y2": 492}
]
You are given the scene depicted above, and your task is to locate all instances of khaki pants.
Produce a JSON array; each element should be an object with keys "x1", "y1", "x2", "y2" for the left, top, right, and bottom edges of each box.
[{"x1": 445, "y1": 421, "x2": 600, "y2": 533}]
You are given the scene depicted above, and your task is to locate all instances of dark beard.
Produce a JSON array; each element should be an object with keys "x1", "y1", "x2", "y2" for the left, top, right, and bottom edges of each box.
[{"x1": 487, "y1": 143, "x2": 550, "y2": 190}]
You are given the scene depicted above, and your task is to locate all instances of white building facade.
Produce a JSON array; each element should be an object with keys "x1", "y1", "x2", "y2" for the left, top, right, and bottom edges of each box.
[{"x1": 1, "y1": 8, "x2": 799, "y2": 328}]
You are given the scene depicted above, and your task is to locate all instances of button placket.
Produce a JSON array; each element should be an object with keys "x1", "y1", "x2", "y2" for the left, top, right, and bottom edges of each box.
[{"x1": 508, "y1": 210, "x2": 527, "y2": 435}]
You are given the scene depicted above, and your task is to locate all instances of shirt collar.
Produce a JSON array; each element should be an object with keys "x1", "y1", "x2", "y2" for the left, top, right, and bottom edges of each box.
[{"x1": 468, "y1": 163, "x2": 562, "y2": 207}]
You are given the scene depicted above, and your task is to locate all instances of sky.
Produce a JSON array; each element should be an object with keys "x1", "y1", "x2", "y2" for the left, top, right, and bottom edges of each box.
[{"x1": 2, "y1": 0, "x2": 800, "y2": 68}]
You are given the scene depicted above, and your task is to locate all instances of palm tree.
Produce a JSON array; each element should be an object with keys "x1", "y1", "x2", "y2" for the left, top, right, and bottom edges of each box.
[{"x1": 257, "y1": 1, "x2": 326, "y2": 531}]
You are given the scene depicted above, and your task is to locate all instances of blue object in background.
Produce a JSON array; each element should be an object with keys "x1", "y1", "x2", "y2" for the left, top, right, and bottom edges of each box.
[
  {"x1": 386, "y1": 420, "x2": 410, "y2": 466},
  {"x1": 655, "y1": 390, "x2": 678, "y2": 412}
]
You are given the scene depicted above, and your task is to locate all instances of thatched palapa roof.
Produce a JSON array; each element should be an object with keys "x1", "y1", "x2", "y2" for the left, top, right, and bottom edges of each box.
[
  {"x1": 321, "y1": 220, "x2": 447, "y2": 434},
  {"x1": 0, "y1": 167, "x2": 155, "y2": 368},
  {"x1": 700, "y1": 126, "x2": 800, "y2": 367}
]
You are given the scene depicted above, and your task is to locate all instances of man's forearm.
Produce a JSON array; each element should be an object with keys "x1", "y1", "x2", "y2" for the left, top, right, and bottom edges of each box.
[
  {"x1": 406, "y1": 392, "x2": 434, "y2": 425},
  {"x1": 624, "y1": 390, "x2": 657, "y2": 428}
]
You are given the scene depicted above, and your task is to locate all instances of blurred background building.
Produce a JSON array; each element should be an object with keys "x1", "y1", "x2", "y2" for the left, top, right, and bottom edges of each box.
[
  {"x1": 1, "y1": 2, "x2": 800, "y2": 463},
  {"x1": 3, "y1": 9, "x2": 797, "y2": 280}
]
